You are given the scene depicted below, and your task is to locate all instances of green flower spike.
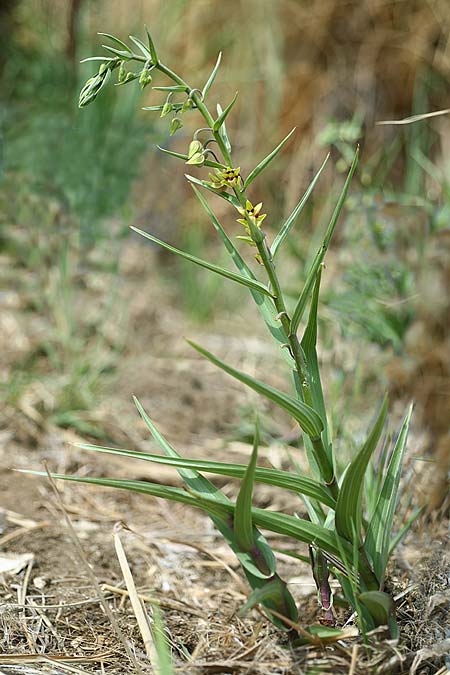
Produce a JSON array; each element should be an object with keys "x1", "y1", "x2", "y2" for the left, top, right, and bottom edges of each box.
[{"x1": 208, "y1": 166, "x2": 241, "y2": 189}]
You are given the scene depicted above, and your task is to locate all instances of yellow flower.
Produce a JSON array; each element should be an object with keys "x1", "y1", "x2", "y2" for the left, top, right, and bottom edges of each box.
[
  {"x1": 207, "y1": 166, "x2": 241, "y2": 189},
  {"x1": 236, "y1": 200, "x2": 267, "y2": 234}
]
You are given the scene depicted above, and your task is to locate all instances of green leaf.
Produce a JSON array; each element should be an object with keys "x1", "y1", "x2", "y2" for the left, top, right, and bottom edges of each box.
[
  {"x1": 243, "y1": 128, "x2": 296, "y2": 190},
  {"x1": 359, "y1": 591, "x2": 398, "y2": 638},
  {"x1": 98, "y1": 32, "x2": 132, "y2": 54},
  {"x1": 233, "y1": 419, "x2": 276, "y2": 577},
  {"x1": 216, "y1": 103, "x2": 232, "y2": 155},
  {"x1": 102, "y1": 44, "x2": 132, "y2": 59},
  {"x1": 187, "y1": 340, "x2": 324, "y2": 440},
  {"x1": 157, "y1": 145, "x2": 223, "y2": 169},
  {"x1": 186, "y1": 175, "x2": 239, "y2": 207},
  {"x1": 239, "y1": 575, "x2": 298, "y2": 629},
  {"x1": 202, "y1": 52, "x2": 222, "y2": 99},
  {"x1": 290, "y1": 148, "x2": 358, "y2": 336},
  {"x1": 145, "y1": 26, "x2": 159, "y2": 64},
  {"x1": 189, "y1": 185, "x2": 297, "y2": 377},
  {"x1": 335, "y1": 396, "x2": 388, "y2": 545},
  {"x1": 213, "y1": 92, "x2": 238, "y2": 132},
  {"x1": 130, "y1": 226, "x2": 274, "y2": 297},
  {"x1": 271, "y1": 154, "x2": 329, "y2": 258},
  {"x1": 80, "y1": 56, "x2": 118, "y2": 63},
  {"x1": 364, "y1": 404, "x2": 412, "y2": 583},
  {"x1": 300, "y1": 267, "x2": 330, "y2": 457},
  {"x1": 133, "y1": 398, "x2": 276, "y2": 581},
  {"x1": 129, "y1": 34, "x2": 152, "y2": 59},
  {"x1": 74, "y1": 442, "x2": 336, "y2": 508},
  {"x1": 143, "y1": 104, "x2": 187, "y2": 113},
  {"x1": 152, "y1": 85, "x2": 188, "y2": 92}
]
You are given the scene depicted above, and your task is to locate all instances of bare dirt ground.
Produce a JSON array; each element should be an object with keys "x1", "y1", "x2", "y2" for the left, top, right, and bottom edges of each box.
[{"x1": 0, "y1": 240, "x2": 448, "y2": 674}]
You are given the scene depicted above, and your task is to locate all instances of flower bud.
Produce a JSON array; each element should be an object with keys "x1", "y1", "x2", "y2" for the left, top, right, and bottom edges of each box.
[
  {"x1": 139, "y1": 68, "x2": 153, "y2": 90},
  {"x1": 187, "y1": 140, "x2": 203, "y2": 159},
  {"x1": 181, "y1": 98, "x2": 194, "y2": 113},
  {"x1": 118, "y1": 61, "x2": 127, "y2": 83},
  {"x1": 170, "y1": 117, "x2": 183, "y2": 136},
  {"x1": 160, "y1": 100, "x2": 173, "y2": 118}
]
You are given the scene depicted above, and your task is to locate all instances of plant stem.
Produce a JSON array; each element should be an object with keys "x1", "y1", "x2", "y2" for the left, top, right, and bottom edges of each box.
[{"x1": 157, "y1": 59, "x2": 338, "y2": 498}]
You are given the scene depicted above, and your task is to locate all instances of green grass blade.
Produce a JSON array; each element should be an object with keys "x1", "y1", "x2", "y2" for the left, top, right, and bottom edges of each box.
[
  {"x1": 130, "y1": 226, "x2": 274, "y2": 297},
  {"x1": 335, "y1": 396, "x2": 388, "y2": 545},
  {"x1": 129, "y1": 34, "x2": 152, "y2": 59},
  {"x1": 388, "y1": 506, "x2": 422, "y2": 554},
  {"x1": 151, "y1": 603, "x2": 175, "y2": 675},
  {"x1": 364, "y1": 404, "x2": 413, "y2": 583},
  {"x1": 202, "y1": 52, "x2": 222, "y2": 99},
  {"x1": 213, "y1": 92, "x2": 238, "y2": 132},
  {"x1": 75, "y1": 442, "x2": 336, "y2": 507},
  {"x1": 271, "y1": 154, "x2": 329, "y2": 258},
  {"x1": 290, "y1": 148, "x2": 358, "y2": 336},
  {"x1": 243, "y1": 128, "x2": 296, "y2": 190},
  {"x1": 187, "y1": 340, "x2": 324, "y2": 440},
  {"x1": 98, "y1": 32, "x2": 132, "y2": 54}
]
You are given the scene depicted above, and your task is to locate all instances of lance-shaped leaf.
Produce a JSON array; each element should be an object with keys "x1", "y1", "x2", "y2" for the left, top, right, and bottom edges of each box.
[
  {"x1": 239, "y1": 575, "x2": 299, "y2": 629},
  {"x1": 102, "y1": 44, "x2": 132, "y2": 59},
  {"x1": 186, "y1": 175, "x2": 240, "y2": 207},
  {"x1": 74, "y1": 442, "x2": 336, "y2": 507},
  {"x1": 80, "y1": 56, "x2": 119, "y2": 64},
  {"x1": 301, "y1": 267, "x2": 330, "y2": 453},
  {"x1": 233, "y1": 420, "x2": 276, "y2": 576},
  {"x1": 157, "y1": 146, "x2": 223, "y2": 169},
  {"x1": 145, "y1": 26, "x2": 159, "y2": 64},
  {"x1": 129, "y1": 34, "x2": 152, "y2": 60},
  {"x1": 335, "y1": 396, "x2": 388, "y2": 545},
  {"x1": 290, "y1": 148, "x2": 358, "y2": 336},
  {"x1": 153, "y1": 85, "x2": 188, "y2": 92},
  {"x1": 359, "y1": 591, "x2": 398, "y2": 638},
  {"x1": 143, "y1": 103, "x2": 187, "y2": 113},
  {"x1": 98, "y1": 32, "x2": 132, "y2": 54},
  {"x1": 271, "y1": 154, "x2": 329, "y2": 258},
  {"x1": 133, "y1": 397, "x2": 275, "y2": 580},
  {"x1": 216, "y1": 103, "x2": 232, "y2": 155},
  {"x1": 202, "y1": 52, "x2": 222, "y2": 99},
  {"x1": 243, "y1": 128, "x2": 296, "y2": 190},
  {"x1": 187, "y1": 340, "x2": 324, "y2": 440},
  {"x1": 364, "y1": 404, "x2": 413, "y2": 583},
  {"x1": 213, "y1": 92, "x2": 238, "y2": 132},
  {"x1": 130, "y1": 226, "x2": 274, "y2": 297}
]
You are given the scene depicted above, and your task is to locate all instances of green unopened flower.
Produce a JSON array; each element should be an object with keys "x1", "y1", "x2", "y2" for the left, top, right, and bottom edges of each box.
[
  {"x1": 181, "y1": 98, "x2": 194, "y2": 112},
  {"x1": 160, "y1": 100, "x2": 173, "y2": 118},
  {"x1": 207, "y1": 166, "x2": 241, "y2": 189},
  {"x1": 185, "y1": 140, "x2": 204, "y2": 165},
  {"x1": 170, "y1": 117, "x2": 183, "y2": 136},
  {"x1": 79, "y1": 67, "x2": 111, "y2": 108},
  {"x1": 118, "y1": 61, "x2": 127, "y2": 83},
  {"x1": 139, "y1": 67, "x2": 153, "y2": 90}
]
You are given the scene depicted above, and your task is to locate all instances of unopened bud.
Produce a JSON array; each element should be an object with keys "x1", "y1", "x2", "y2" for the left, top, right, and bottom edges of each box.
[
  {"x1": 118, "y1": 61, "x2": 127, "y2": 83},
  {"x1": 170, "y1": 117, "x2": 183, "y2": 136},
  {"x1": 187, "y1": 140, "x2": 203, "y2": 159},
  {"x1": 160, "y1": 100, "x2": 173, "y2": 118},
  {"x1": 139, "y1": 68, "x2": 153, "y2": 90},
  {"x1": 181, "y1": 98, "x2": 194, "y2": 112}
]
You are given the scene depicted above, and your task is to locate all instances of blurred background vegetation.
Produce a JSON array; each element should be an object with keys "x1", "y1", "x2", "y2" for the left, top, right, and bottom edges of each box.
[{"x1": 0, "y1": 0, "x2": 448, "y2": 505}]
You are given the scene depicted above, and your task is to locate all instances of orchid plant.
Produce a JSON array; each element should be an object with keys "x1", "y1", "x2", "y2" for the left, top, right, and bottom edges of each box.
[{"x1": 31, "y1": 28, "x2": 416, "y2": 643}]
